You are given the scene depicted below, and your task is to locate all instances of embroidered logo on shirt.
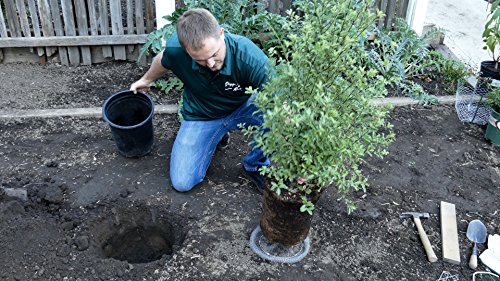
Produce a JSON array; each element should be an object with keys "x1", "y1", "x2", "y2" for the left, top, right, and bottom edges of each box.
[{"x1": 224, "y1": 81, "x2": 242, "y2": 92}]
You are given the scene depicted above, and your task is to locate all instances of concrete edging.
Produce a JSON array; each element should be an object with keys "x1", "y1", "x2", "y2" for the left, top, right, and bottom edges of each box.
[
  {"x1": 0, "y1": 104, "x2": 178, "y2": 119},
  {"x1": 0, "y1": 96, "x2": 456, "y2": 119}
]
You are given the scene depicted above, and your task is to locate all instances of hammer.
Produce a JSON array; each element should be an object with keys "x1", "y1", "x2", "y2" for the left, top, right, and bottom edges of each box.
[{"x1": 400, "y1": 212, "x2": 438, "y2": 262}]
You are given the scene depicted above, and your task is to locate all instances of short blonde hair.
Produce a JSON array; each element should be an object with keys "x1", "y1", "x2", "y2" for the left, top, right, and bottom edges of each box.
[{"x1": 176, "y1": 8, "x2": 221, "y2": 50}]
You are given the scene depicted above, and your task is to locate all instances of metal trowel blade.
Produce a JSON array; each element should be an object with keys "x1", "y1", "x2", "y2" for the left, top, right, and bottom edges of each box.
[{"x1": 466, "y1": 219, "x2": 487, "y2": 244}]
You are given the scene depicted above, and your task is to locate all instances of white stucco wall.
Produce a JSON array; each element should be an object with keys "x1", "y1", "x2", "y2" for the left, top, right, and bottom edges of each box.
[{"x1": 156, "y1": 1, "x2": 176, "y2": 29}]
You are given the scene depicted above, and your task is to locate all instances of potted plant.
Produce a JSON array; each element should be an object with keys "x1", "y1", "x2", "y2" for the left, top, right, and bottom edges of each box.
[
  {"x1": 481, "y1": 0, "x2": 500, "y2": 79},
  {"x1": 485, "y1": 86, "x2": 500, "y2": 144},
  {"x1": 244, "y1": 0, "x2": 394, "y2": 257}
]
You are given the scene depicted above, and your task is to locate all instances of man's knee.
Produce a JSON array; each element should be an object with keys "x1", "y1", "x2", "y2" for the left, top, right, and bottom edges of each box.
[{"x1": 170, "y1": 174, "x2": 199, "y2": 192}]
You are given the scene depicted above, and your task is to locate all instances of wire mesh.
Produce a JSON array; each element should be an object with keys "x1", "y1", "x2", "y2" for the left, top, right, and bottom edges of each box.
[
  {"x1": 436, "y1": 271, "x2": 459, "y2": 281},
  {"x1": 455, "y1": 81, "x2": 492, "y2": 125},
  {"x1": 249, "y1": 225, "x2": 310, "y2": 263}
]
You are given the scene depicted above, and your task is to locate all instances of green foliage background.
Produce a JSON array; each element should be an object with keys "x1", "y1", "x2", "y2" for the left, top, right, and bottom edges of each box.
[{"x1": 139, "y1": 0, "x2": 289, "y2": 59}]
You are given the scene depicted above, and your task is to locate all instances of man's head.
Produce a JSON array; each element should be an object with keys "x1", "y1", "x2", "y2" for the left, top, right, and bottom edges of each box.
[{"x1": 177, "y1": 8, "x2": 226, "y2": 72}]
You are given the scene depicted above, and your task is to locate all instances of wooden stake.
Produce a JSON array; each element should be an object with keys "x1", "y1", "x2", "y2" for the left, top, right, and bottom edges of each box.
[{"x1": 440, "y1": 201, "x2": 461, "y2": 264}]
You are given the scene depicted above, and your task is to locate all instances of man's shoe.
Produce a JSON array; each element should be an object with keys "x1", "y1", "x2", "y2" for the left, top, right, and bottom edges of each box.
[
  {"x1": 241, "y1": 167, "x2": 265, "y2": 194},
  {"x1": 217, "y1": 132, "x2": 230, "y2": 150}
]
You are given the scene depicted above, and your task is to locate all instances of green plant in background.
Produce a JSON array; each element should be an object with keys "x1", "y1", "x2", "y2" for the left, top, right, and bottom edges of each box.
[
  {"x1": 155, "y1": 77, "x2": 185, "y2": 121},
  {"x1": 154, "y1": 77, "x2": 184, "y2": 93},
  {"x1": 139, "y1": 0, "x2": 291, "y2": 60},
  {"x1": 426, "y1": 50, "x2": 471, "y2": 92},
  {"x1": 483, "y1": 0, "x2": 500, "y2": 68},
  {"x1": 367, "y1": 18, "x2": 441, "y2": 83},
  {"x1": 487, "y1": 86, "x2": 500, "y2": 111},
  {"x1": 401, "y1": 82, "x2": 438, "y2": 105},
  {"x1": 366, "y1": 18, "x2": 443, "y2": 104},
  {"x1": 243, "y1": 0, "x2": 394, "y2": 214}
]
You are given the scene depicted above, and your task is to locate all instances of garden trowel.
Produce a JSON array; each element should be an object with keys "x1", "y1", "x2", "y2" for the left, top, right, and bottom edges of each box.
[{"x1": 467, "y1": 219, "x2": 487, "y2": 269}]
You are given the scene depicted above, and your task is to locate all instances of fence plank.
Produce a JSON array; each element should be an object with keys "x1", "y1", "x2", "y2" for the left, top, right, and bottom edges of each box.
[
  {"x1": 398, "y1": 0, "x2": 410, "y2": 19},
  {"x1": 135, "y1": 0, "x2": 145, "y2": 34},
  {"x1": 378, "y1": 0, "x2": 388, "y2": 28},
  {"x1": 74, "y1": 0, "x2": 92, "y2": 65},
  {"x1": 61, "y1": 0, "x2": 81, "y2": 66},
  {"x1": 87, "y1": 0, "x2": 99, "y2": 35},
  {"x1": 5, "y1": 0, "x2": 22, "y2": 37},
  {"x1": 145, "y1": 0, "x2": 154, "y2": 33},
  {"x1": 110, "y1": 0, "x2": 126, "y2": 60},
  {"x1": 98, "y1": 0, "x2": 113, "y2": 58},
  {"x1": 27, "y1": 0, "x2": 45, "y2": 56},
  {"x1": 135, "y1": 0, "x2": 146, "y2": 65},
  {"x1": 0, "y1": 4, "x2": 9, "y2": 37},
  {"x1": 37, "y1": 0, "x2": 57, "y2": 56},
  {"x1": 126, "y1": 0, "x2": 135, "y2": 53},
  {"x1": 386, "y1": 0, "x2": 397, "y2": 28},
  {"x1": 15, "y1": 0, "x2": 31, "y2": 37},
  {"x1": 0, "y1": 34, "x2": 148, "y2": 47},
  {"x1": 282, "y1": 0, "x2": 292, "y2": 13},
  {"x1": 48, "y1": 0, "x2": 69, "y2": 65},
  {"x1": 0, "y1": 3, "x2": 3, "y2": 59},
  {"x1": 267, "y1": 0, "x2": 280, "y2": 14}
]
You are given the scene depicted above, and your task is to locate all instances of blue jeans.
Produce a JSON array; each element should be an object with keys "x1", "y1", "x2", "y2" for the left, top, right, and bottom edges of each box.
[{"x1": 170, "y1": 97, "x2": 270, "y2": 192}]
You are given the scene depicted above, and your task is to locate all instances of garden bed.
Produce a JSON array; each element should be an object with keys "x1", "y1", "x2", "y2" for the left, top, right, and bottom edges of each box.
[{"x1": 0, "y1": 62, "x2": 499, "y2": 280}]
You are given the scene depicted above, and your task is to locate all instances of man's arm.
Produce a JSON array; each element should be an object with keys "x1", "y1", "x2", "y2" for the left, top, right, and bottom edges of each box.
[{"x1": 130, "y1": 52, "x2": 169, "y2": 93}]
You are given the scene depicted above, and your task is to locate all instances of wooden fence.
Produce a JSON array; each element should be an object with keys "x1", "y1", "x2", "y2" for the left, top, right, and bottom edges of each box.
[
  {"x1": 376, "y1": 0, "x2": 410, "y2": 29},
  {"x1": 0, "y1": 0, "x2": 155, "y2": 65},
  {"x1": 261, "y1": 0, "x2": 409, "y2": 26},
  {"x1": 0, "y1": 0, "x2": 408, "y2": 66}
]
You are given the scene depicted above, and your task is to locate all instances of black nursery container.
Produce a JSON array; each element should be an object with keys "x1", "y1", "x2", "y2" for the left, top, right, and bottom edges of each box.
[
  {"x1": 480, "y1": 61, "x2": 500, "y2": 80},
  {"x1": 102, "y1": 90, "x2": 154, "y2": 157}
]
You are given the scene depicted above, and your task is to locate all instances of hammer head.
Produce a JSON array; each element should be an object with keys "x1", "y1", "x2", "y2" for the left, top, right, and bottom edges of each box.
[{"x1": 400, "y1": 212, "x2": 430, "y2": 219}]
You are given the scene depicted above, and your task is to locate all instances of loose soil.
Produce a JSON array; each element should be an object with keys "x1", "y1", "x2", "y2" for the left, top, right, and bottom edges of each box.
[{"x1": 0, "y1": 62, "x2": 499, "y2": 281}]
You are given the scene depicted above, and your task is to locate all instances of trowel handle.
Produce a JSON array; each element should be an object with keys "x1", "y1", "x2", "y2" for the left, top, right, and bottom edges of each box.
[
  {"x1": 469, "y1": 243, "x2": 478, "y2": 269},
  {"x1": 414, "y1": 217, "x2": 438, "y2": 262}
]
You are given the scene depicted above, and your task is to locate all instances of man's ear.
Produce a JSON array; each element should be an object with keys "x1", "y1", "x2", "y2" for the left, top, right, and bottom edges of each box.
[{"x1": 220, "y1": 28, "x2": 225, "y2": 38}]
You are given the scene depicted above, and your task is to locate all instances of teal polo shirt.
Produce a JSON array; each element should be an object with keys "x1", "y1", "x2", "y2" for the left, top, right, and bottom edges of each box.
[{"x1": 161, "y1": 32, "x2": 269, "y2": 121}]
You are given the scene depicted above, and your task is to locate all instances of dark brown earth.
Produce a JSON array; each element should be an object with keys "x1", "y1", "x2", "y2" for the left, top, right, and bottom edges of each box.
[{"x1": 0, "y1": 62, "x2": 499, "y2": 281}]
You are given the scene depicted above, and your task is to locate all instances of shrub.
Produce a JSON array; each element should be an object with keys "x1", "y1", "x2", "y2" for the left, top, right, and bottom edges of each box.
[{"x1": 243, "y1": 0, "x2": 395, "y2": 214}]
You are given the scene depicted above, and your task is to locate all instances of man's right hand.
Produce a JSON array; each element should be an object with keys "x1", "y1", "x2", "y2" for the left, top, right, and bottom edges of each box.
[
  {"x1": 130, "y1": 52, "x2": 168, "y2": 94},
  {"x1": 130, "y1": 78, "x2": 154, "y2": 94}
]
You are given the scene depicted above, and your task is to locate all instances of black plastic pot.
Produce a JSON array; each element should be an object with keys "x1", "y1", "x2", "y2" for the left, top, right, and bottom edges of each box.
[
  {"x1": 102, "y1": 90, "x2": 154, "y2": 157},
  {"x1": 480, "y1": 61, "x2": 500, "y2": 80}
]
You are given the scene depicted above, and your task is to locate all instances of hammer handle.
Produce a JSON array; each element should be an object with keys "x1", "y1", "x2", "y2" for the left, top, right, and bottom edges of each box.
[{"x1": 414, "y1": 217, "x2": 438, "y2": 262}]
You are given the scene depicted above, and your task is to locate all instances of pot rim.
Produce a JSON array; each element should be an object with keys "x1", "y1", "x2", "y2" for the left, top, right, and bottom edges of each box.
[{"x1": 102, "y1": 90, "x2": 155, "y2": 130}]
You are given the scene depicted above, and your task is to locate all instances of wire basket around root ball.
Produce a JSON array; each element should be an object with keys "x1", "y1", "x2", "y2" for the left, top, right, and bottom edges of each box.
[{"x1": 455, "y1": 80, "x2": 491, "y2": 125}]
